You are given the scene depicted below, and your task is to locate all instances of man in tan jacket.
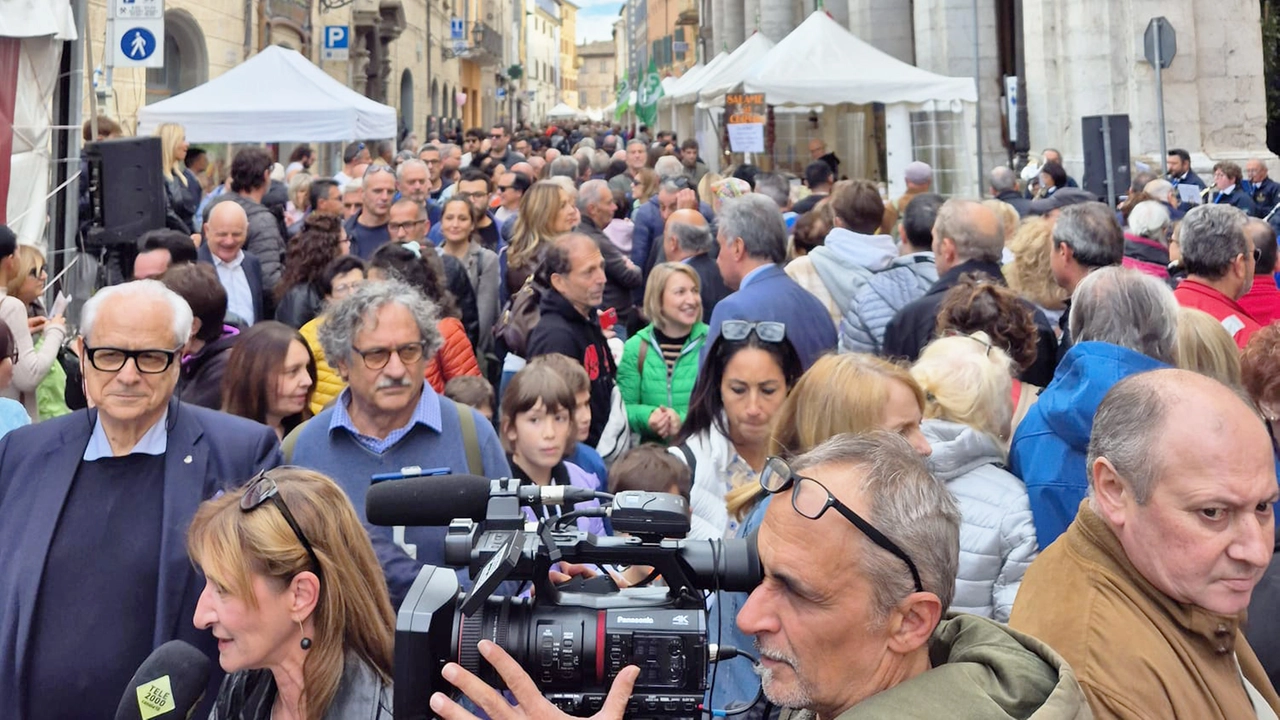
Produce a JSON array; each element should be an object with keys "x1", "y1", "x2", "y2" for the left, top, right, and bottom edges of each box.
[{"x1": 1011, "y1": 368, "x2": 1280, "y2": 719}]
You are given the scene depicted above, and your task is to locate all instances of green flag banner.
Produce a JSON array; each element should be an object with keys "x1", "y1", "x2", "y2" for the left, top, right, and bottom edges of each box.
[
  {"x1": 636, "y1": 59, "x2": 663, "y2": 128},
  {"x1": 615, "y1": 75, "x2": 631, "y2": 120}
]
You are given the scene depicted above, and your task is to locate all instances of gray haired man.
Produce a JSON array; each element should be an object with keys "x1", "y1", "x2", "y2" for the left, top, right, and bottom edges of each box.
[
  {"x1": 1172, "y1": 203, "x2": 1263, "y2": 348},
  {"x1": 663, "y1": 208, "x2": 729, "y2": 321},
  {"x1": 576, "y1": 179, "x2": 642, "y2": 329},
  {"x1": 289, "y1": 279, "x2": 510, "y2": 608},
  {"x1": 429, "y1": 433, "x2": 1091, "y2": 720}
]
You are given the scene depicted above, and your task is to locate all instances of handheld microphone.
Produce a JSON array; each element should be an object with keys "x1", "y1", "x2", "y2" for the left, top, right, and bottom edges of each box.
[
  {"x1": 366, "y1": 474, "x2": 600, "y2": 526},
  {"x1": 113, "y1": 640, "x2": 212, "y2": 720}
]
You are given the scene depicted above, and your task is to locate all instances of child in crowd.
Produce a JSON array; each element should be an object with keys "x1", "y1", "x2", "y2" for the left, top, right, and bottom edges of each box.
[
  {"x1": 526, "y1": 354, "x2": 609, "y2": 490},
  {"x1": 444, "y1": 375, "x2": 496, "y2": 423},
  {"x1": 607, "y1": 444, "x2": 693, "y2": 585},
  {"x1": 500, "y1": 362, "x2": 605, "y2": 535},
  {"x1": 0, "y1": 323, "x2": 29, "y2": 439}
]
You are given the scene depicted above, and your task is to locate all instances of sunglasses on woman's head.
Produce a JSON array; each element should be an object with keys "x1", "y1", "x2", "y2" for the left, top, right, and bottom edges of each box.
[{"x1": 720, "y1": 320, "x2": 786, "y2": 343}]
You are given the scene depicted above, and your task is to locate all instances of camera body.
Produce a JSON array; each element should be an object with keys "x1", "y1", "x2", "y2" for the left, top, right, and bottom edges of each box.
[{"x1": 382, "y1": 478, "x2": 760, "y2": 719}]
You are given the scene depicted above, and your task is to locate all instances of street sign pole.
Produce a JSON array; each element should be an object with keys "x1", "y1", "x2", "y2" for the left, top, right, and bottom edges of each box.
[{"x1": 1154, "y1": 20, "x2": 1167, "y2": 174}]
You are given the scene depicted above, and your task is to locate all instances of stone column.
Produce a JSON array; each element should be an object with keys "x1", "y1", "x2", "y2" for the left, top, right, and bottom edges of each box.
[
  {"x1": 711, "y1": 0, "x2": 725, "y2": 55},
  {"x1": 1023, "y1": 0, "x2": 1273, "y2": 178},
  {"x1": 721, "y1": 0, "x2": 745, "y2": 50},
  {"x1": 913, "y1": 0, "x2": 1003, "y2": 181},
  {"x1": 744, "y1": 0, "x2": 761, "y2": 38},
  {"x1": 848, "y1": 0, "x2": 913, "y2": 63},
  {"x1": 759, "y1": 0, "x2": 795, "y2": 42}
]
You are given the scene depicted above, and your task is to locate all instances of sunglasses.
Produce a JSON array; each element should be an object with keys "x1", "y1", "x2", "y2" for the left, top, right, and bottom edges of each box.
[
  {"x1": 240, "y1": 470, "x2": 324, "y2": 581},
  {"x1": 760, "y1": 456, "x2": 924, "y2": 594},
  {"x1": 720, "y1": 320, "x2": 786, "y2": 343}
]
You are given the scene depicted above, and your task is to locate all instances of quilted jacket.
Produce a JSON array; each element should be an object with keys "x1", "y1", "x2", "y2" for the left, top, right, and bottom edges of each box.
[
  {"x1": 924, "y1": 419, "x2": 1039, "y2": 622},
  {"x1": 616, "y1": 322, "x2": 707, "y2": 442},
  {"x1": 839, "y1": 252, "x2": 937, "y2": 354},
  {"x1": 425, "y1": 316, "x2": 481, "y2": 393}
]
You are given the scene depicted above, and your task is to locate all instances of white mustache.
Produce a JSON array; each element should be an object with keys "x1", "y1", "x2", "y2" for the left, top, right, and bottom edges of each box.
[{"x1": 376, "y1": 377, "x2": 413, "y2": 390}]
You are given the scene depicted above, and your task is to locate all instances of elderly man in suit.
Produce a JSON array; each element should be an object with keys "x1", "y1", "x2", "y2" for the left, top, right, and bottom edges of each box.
[
  {"x1": 0, "y1": 280, "x2": 281, "y2": 719},
  {"x1": 198, "y1": 200, "x2": 269, "y2": 325}
]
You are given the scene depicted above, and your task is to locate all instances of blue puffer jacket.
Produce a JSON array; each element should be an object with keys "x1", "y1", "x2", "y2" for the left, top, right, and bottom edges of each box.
[
  {"x1": 924, "y1": 419, "x2": 1038, "y2": 622},
  {"x1": 1009, "y1": 342, "x2": 1168, "y2": 547},
  {"x1": 840, "y1": 252, "x2": 937, "y2": 354}
]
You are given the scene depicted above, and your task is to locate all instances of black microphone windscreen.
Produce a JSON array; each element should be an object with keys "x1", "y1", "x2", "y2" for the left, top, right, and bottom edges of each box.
[
  {"x1": 113, "y1": 640, "x2": 212, "y2": 720},
  {"x1": 366, "y1": 474, "x2": 493, "y2": 526}
]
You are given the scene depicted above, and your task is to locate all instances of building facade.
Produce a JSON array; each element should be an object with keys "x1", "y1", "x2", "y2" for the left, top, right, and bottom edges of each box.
[
  {"x1": 525, "y1": 0, "x2": 562, "y2": 120},
  {"x1": 645, "y1": 0, "x2": 697, "y2": 77},
  {"x1": 559, "y1": 0, "x2": 578, "y2": 107},
  {"x1": 576, "y1": 40, "x2": 615, "y2": 111}
]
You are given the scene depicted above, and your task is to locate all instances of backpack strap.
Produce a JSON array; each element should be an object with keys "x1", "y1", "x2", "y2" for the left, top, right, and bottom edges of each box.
[
  {"x1": 676, "y1": 442, "x2": 697, "y2": 486},
  {"x1": 453, "y1": 399, "x2": 483, "y2": 475},
  {"x1": 637, "y1": 339, "x2": 649, "y2": 379},
  {"x1": 281, "y1": 419, "x2": 308, "y2": 464}
]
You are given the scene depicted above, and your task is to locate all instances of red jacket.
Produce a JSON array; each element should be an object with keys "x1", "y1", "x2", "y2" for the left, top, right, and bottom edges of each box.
[
  {"x1": 425, "y1": 316, "x2": 480, "y2": 393},
  {"x1": 1239, "y1": 274, "x2": 1280, "y2": 327},
  {"x1": 1173, "y1": 278, "x2": 1262, "y2": 349}
]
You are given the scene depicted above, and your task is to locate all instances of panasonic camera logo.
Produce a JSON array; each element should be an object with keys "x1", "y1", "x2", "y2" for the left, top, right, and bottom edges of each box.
[{"x1": 616, "y1": 616, "x2": 656, "y2": 625}]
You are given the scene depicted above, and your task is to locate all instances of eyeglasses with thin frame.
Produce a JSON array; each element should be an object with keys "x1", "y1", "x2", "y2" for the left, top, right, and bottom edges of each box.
[
  {"x1": 363, "y1": 164, "x2": 394, "y2": 179},
  {"x1": 240, "y1": 470, "x2": 324, "y2": 581},
  {"x1": 351, "y1": 341, "x2": 428, "y2": 370},
  {"x1": 942, "y1": 330, "x2": 992, "y2": 356},
  {"x1": 84, "y1": 345, "x2": 183, "y2": 373},
  {"x1": 388, "y1": 220, "x2": 426, "y2": 232},
  {"x1": 720, "y1": 320, "x2": 786, "y2": 343},
  {"x1": 759, "y1": 456, "x2": 925, "y2": 594}
]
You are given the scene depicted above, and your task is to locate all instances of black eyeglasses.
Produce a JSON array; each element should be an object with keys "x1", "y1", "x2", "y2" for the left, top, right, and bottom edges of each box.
[
  {"x1": 721, "y1": 320, "x2": 786, "y2": 343},
  {"x1": 351, "y1": 341, "x2": 428, "y2": 369},
  {"x1": 240, "y1": 470, "x2": 323, "y2": 581},
  {"x1": 760, "y1": 456, "x2": 924, "y2": 594},
  {"x1": 84, "y1": 345, "x2": 182, "y2": 373}
]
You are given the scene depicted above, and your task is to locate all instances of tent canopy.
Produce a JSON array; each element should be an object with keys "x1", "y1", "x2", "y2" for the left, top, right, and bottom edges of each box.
[
  {"x1": 670, "y1": 42, "x2": 765, "y2": 105},
  {"x1": 137, "y1": 45, "x2": 397, "y2": 142},
  {"x1": 743, "y1": 12, "x2": 977, "y2": 106},
  {"x1": 693, "y1": 33, "x2": 777, "y2": 107},
  {"x1": 660, "y1": 60, "x2": 706, "y2": 102},
  {"x1": 546, "y1": 102, "x2": 582, "y2": 119}
]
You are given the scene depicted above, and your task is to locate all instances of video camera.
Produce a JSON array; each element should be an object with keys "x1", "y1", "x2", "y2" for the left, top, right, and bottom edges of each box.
[{"x1": 365, "y1": 474, "x2": 761, "y2": 720}]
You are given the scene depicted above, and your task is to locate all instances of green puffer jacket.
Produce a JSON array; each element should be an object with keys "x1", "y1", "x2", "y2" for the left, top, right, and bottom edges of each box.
[{"x1": 616, "y1": 323, "x2": 707, "y2": 443}]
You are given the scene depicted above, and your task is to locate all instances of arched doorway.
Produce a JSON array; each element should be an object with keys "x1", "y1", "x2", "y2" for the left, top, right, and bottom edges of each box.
[
  {"x1": 400, "y1": 69, "x2": 415, "y2": 138},
  {"x1": 145, "y1": 9, "x2": 208, "y2": 104},
  {"x1": 431, "y1": 79, "x2": 440, "y2": 116}
]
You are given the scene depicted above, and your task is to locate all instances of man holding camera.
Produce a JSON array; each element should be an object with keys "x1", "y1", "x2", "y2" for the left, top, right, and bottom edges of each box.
[{"x1": 428, "y1": 432, "x2": 1091, "y2": 720}]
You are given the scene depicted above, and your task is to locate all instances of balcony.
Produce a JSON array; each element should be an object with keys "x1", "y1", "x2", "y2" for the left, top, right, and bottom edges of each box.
[{"x1": 449, "y1": 20, "x2": 504, "y2": 67}]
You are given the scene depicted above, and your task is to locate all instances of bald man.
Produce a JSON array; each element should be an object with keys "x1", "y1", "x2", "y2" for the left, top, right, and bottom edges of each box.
[
  {"x1": 663, "y1": 208, "x2": 729, "y2": 321},
  {"x1": 198, "y1": 201, "x2": 268, "y2": 324}
]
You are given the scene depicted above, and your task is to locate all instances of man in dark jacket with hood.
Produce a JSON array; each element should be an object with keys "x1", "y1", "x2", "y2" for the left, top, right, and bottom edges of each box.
[
  {"x1": 883, "y1": 199, "x2": 1059, "y2": 386},
  {"x1": 526, "y1": 233, "x2": 615, "y2": 446},
  {"x1": 158, "y1": 264, "x2": 240, "y2": 409}
]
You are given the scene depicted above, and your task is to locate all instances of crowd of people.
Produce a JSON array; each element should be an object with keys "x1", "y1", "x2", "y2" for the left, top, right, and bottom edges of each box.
[{"x1": 2, "y1": 118, "x2": 1280, "y2": 720}]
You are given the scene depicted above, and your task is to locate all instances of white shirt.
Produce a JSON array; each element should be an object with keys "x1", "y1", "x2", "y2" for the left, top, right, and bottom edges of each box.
[
  {"x1": 212, "y1": 250, "x2": 255, "y2": 325},
  {"x1": 334, "y1": 170, "x2": 353, "y2": 191}
]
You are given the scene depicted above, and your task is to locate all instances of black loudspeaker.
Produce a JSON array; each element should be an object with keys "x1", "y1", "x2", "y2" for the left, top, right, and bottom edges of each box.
[
  {"x1": 83, "y1": 136, "x2": 165, "y2": 247},
  {"x1": 1081, "y1": 115, "x2": 1131, "y2": 204}
]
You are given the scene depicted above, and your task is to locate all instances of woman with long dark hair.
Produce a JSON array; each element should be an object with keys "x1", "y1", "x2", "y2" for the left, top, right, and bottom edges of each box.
[
  {"x1": 275, "y1": 214, "x2": 348, "y2": 328},
  {"x1": 221, "y1": 321, "x2": 316, "y2": 439}
]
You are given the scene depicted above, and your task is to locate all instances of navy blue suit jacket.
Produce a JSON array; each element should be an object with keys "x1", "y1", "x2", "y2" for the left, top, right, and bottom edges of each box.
[
  {"x1": 702, "y1": 264, "x2": 837, "y2": 370},
  {"x1": 198, "y1": 243, "x2": 269, "y2": 324},
  {"x1": 0, "y1": 399, "x2": 281, "y2": 719}
]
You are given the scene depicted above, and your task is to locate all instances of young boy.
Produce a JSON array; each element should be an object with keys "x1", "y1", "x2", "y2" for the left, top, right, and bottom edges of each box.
[
  {"x1": 444, "y1": 375, "x2": 495, "y2": 423},
  {"x1": 607, "y1": 444, "x2": 693, "y2": 585},
  {"x1": 526, "y1": 354, "x2": 609, "y2": 490}
]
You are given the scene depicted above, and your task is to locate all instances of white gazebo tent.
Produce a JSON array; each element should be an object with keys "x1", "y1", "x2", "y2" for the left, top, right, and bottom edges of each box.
[
  {"x1": 726, "y1": 11, "x2": 979, "y2": 196},
  {"x1": 546, "y1": 102, "x2": 583, "y2": 120},
  {"x1": 658, "y1": 52, "x2": 729, "y2": 141},
  {"x1": 672, "y1": 34, "x2": 775, "y2": 172},
  {"x1": 137, "y1": 45, "x2": 397, "y2": 141}
]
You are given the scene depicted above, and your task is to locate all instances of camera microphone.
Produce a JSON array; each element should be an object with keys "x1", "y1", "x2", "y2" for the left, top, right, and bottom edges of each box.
[
  {"x1": 113, "y1": 640, "x2": 211, "y2": 720},
  {"x1": 366, "y1": 474, "x2": 600, "y2": 526}
]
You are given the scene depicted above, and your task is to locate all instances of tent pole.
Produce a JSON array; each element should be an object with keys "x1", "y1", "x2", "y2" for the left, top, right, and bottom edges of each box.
[{"x1": 971, "y1": 0, "x2": 983, "y2": 196}]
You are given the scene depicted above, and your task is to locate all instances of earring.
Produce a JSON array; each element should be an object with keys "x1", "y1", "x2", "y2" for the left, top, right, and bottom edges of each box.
[{"x1": 297, "y1": 619, "x2": 312, "y2": 651}]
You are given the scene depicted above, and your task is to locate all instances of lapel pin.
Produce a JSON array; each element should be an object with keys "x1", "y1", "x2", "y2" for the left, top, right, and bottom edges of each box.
[{"x1": 184, "y1": 455, "x2": 193, "y2": 464}]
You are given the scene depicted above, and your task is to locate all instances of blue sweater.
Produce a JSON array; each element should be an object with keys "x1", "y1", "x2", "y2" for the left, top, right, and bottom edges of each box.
[
  {"x1": 1009, "y1": 342, "x2": 1168, "y2": 547},
  {"x1": 290, "y1": 396, "x2": 511, "y2": 608}
]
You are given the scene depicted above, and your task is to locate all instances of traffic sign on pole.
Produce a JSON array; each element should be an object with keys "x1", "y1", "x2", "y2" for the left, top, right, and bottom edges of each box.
[
  {"x1": 322, "y1": 25, "x2": 350, "y2": 61},
  {"x1": 1144, "y1": 17, "x2": 1176, "y2": 172},
  {"x1": 451, "y1": 18, "x2": 465, "y2": 40},
  {"x1": 108, "y1": 0, "x2": 164, "y2": 68}
]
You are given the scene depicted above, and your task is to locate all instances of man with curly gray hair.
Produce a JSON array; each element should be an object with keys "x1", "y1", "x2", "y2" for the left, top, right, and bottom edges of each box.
[
  {"x1": 1172, "y1": 203, "x2": 1263, "y2": 349},
  {"x1": 290, "y1": 279, "x2": 510, "y2": 607}
]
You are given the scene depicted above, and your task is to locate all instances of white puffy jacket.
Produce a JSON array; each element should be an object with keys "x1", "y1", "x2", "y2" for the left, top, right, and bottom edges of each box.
[
  {"x1": 923, "y1": 419, "x2": 1039, "y2": 622},
  {"x1": 670, "y1": 424, "x2": 747, "y2": 541}
]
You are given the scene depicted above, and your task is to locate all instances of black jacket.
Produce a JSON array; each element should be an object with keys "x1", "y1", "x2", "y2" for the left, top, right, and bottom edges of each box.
[
  {"x1": 274, "y1": 282, "x2": 324, "y2": 329},
  {"x1": 577, "y1": 217, "x2": 642, "y2": 328},
  {"x1": 686, "y1": 252, "x2": 731, "y2": 323},
  {"x1": 179, "y1": 327, "x2": 240, "y2": 409},
  {"x1": 882, "y1": 259, "x2": 1059, "y2": 387},
  {"x1": 1212, "y1": 186, "x2": 1257, "y2": 216},
  {"x1": 197, "y1": 244, "x2": 271, "y2": 325},
  {"x1": 526, "y1": 290, "x2": 617, "y2": 447},
  {"x1": 994, "y1": 189, "x2": 1032, "y2": 218}
]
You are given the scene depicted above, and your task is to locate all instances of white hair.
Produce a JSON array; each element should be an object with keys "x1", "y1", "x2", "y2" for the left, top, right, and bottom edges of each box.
[
  {"x1": 654, "y1": 156, "x2": 684, "y2": 179},
  {"x1": 80, "y1": 279, "x2": 194, "y2": 348},
  {"x1": 1127, "y1": 200, "x2": 1171, "y2": 244}
]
